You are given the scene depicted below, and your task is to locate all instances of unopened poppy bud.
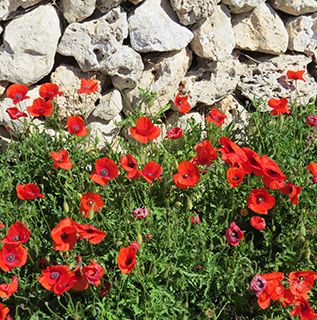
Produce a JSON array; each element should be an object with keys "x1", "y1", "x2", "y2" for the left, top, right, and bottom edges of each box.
[
  {"x1": 300, "y1": 221, "x2": 306, "y2": 237},
  {"x1": 88, "y1": 208, "x2": 95, "y2": 220},
  {"x1": 187, "y1": 197, "x2": 193, "y2": 210},
  {"x1": 63, "y1": 200, "x2": 69, "y2": 213},
  {"x1": 145, "y1": 233, "x2": 153, "y2": 240},
  {"x1": 174, "y1": 201, "x2": 182, "y2": 207},
  {"x1": 137, "y1": 233, "x2": 143, "y2": 244}
]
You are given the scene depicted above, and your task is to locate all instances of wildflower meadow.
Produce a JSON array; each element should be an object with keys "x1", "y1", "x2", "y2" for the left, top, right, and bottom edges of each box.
[{"x1": 0, "y1": 71, "x2": 316, "y2": 320}]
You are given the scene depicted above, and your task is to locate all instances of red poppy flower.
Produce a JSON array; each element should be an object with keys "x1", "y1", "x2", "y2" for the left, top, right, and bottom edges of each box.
[
  {"x1": 16, "y1": 183, "x2": 45, "y2": 200},
  {"x1": 82, "y1": 260, "x2": 105, "y2": 286},
  {"x1": 6, "y1": 107, "x2": 28, "y2": 120},
  {"x1": 192, "y1": 140, "x2": 218, "y2": 166},
  {"x1": 67, "y1": 116, "x2": 88, "y2": 137},
  {"x1": 100, "y1": 282, "x2": 111, "y2": 296},
  {"x1": 247, "y1": 188, "x2": 276, "y2": 214},
  {"x1": 242, "y1": 147, "x2": 263, "y2": 176},
  {"x1": 191, "y1": 215, "x2": 201, "y2": 224},
  {"x1": 218, "y1": 137, "x2": 247, "y2": 166},
  {"x1": 307, "y1": 163, "x2": 317, "y2": 183},
  {"x1": 129, "y1": 116, "x2": 161, "y2": 144},
  {"x1": 117, "y1": 246, "x2": 137, "y2": 274},
  {"x1": 0, "y1": 243, "x2": 28, "y2": 272},
  {"x1": 290, "y1": 298, "x2": 317, "y2": 320},
  {"x1": 120, "y1": 154, "x2": 140, "y2": 180},
  {"x1": 39, "y1": 83, "x2": 62, "y2": 100},
  {"x1": 0, "y1": 276, "x2": 18, "y2": 299},
  {"x1": 261, "y1": 155, "x2": 286, "y2": 190},
  {"x1": 225, "y1": 221, "x2": 244, "y2": 246},
  {"x1": 140, "y1": 161, "x2": 162, "y2": 184},
  {"x1": 174, "y1": 93, "x2": 190, "y2": 114},
  {"x1": 80, "y1": 192, "x2": 104, "y2": 218},
  {"x1": 226, "y1": 167, "x2": 245, "y2": 188},
  {"x1": 6, "y1": 84, "x2": 29, "y2": 104},
  {"x1": 71, "y1": 266, "x2": 88, "y2": 291},
  {"x1": 50, "y1": 149, "x2": 73, "y2": 170},
  {"x1": 77, "y1": 78, "x2": 99, "y2": 94},
  {"x1": 206, "y1": 108, "x2": 227, "y2": 127},
  {"x1": 306, "y1": 114, "x2": 317, "y2": 127},
  {"x1": 90, "y1": 157, "x2": 119, "y2": 186},
  {"x1": 287, "y1": 70, "x2": 306, "y2": 82},
  {"x1": 38, "y1": 265, "x2": 75, "y2": 296},
  {"x1": 51, "y1": 218, "x2": 78, "y2": 251},
  {"x1": 2, "y1": 221, "x2": 30, "y2": 244},
  {"x1": 280, "y1": 183, "x2": 302, "y2": 205},
  {"x1": 288, "y1": 271, "x2": 317, "y2": 299},
  {"x1": 257, "y1": 272, "x2": 284, "y2": 310},
  {"x1": 133, "y1": 208, "x2": 149, "y2": 219},
  {"x1": 130, "y1": 241, "x2": 141, "y2": 251},
  {"x1": 0, "y1": 223, "x2": 4, "y2": 229},
  {"x1": 173, "y1": 161, "x2": 200, "y2": 189},
  {"x1": 0, "y1": 304, "x2": 10, "y2": 320},
  {"x1": 27, "y1": 98, "x2": 54, "y2": 117},
  {"x1": 74, "y1": 223, "x2": 106, "y2": 244},
  {"x1": 250, "y1": 216, "x2": 266, "y2": 230},
  {"x1": 267, "y1": 98, "x2": 290, "y2": 116},
  {"x1": 166, "y1": 127, "x2": 183, "y2": 139}
]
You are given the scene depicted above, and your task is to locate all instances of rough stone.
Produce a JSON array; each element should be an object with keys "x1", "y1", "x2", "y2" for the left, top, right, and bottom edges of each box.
[
  {"x1": 169, "y1": 0, "x2": 220, "y2": 26},
  {"x1": 0, "y1": 0, "x2": 43, "y2": 20},
  {"x1": 60, "y1": 0, "x2": 97, "y2": 23},
  {"x1": 165, "y1": 112, "x2": 205, "y2": 132},
  {"x1": 123, "y1": 48, "x2": 192, "y2": 115},
  {"x1": 128, "y1": 0, "x2": 193, "y2": 52},
  {"x1": 222, "y1": 0, "x2": 265, "y2": 13},
  {"x1": 232, "y1": 3, "x2": 288, "y2": 55},
  {"x1": 183, "y1": 55, "x2": 242, "y2": 109},
  {"x1": 92, "y1": 89, "x2": 123, "y2": 121},
  {"x1": 190, "y1": 5, "x2": 235, "y2": 61},
  {"x1": 237, "y1": 53, "x2": 317, "y2": 106},
  {"x1": 286, "y1": 13, "x2": 317, "y2": 58},
  {"x1": 128, "y1": 0, "x2": 144, "y2": 3},
  {"x1": 58, "y1": 7, "x2": 128, "y2": 72},
  {"x1": 96, "y1": 0, "x2": 124, "y2": 13},
  {"x1": 0, "y1": 5, "x2": 61, "y2": 85},
  {"x1": 269, "y1": 0, "x2": 317, "y2": 16},
  {"x1": 50, "y1": 64, "x2": 110, "y2": 119}
]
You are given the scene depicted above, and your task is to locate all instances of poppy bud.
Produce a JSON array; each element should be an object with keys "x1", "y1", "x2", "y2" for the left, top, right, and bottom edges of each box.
[
  {"x1": 88, "y1": 209, "x2": 95, "y2": 220},
  {"x1": 145, "y1": 234, "x2": 153, "y2": 240},
  {"x1": 63, "y1": 200, "x2": 69, "y2": 213},
  {"x1": 137, "y1": 233, "x2": 143, "y2": 244},
  {"x1": 300, "y1": 221, "x2": 306, "y2": 237},
  {"x1": 187, "y1": 197, "x2": 193, "y2": 210},
  {"x1": 174, "y1": 201, "x2": 182, "y2": 207}
]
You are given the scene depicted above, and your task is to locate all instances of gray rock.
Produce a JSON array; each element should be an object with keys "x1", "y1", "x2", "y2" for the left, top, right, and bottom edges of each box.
[
  {"x1": 60, "y1": 0, "x2": 97, "y2": 23},
  {"x1": 96, "y1": 0, "x2": 124, "y2": 13},
  {"x1": 221, "y1": 0, "x2": 265, "y2": 13},
  {"x1": 166, "y1": 112, "x2": 205, "y2": 132},
  {"x1": 269, "y1": 0, "x2": 317, "y2": 16},
  {"x1": 0, "y1": 0, "x2": 43, "y2": 20},
  {"x1": 128, "y1": 0, "x2": 193, "y2": 52},
  {"x1": 0, "y1": 5, "x2": 61, "y2": 85}
]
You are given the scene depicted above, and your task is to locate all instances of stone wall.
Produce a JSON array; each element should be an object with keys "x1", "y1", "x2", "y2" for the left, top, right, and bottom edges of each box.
[{"x1": 0, "y1": 0, "x2": 317, "y2": 147}]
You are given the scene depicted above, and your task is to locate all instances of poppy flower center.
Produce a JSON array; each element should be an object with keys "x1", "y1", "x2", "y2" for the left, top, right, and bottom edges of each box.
[
  {"x1": 256, "y1": 279, "x2": 265, "y2": 288},
  {"x1": 86, "y1": 229, "x2": 94, "y2": 234},
  {"x1": 51, "y1": 271, "x2": 59, "y2": 279},
  {"x1": 126, "y1": 257, "x2": 133, "y2": 265},
  {"x1": 257, "y1": 196, "x2": 264, "y2": 203},
  {"x1": 75, "y1": 271, "x2": 82, "y2": 277},
  {"x1": 147, "y1": 172, "x2": 153, "y2": 177},
  {"x1": 12, "y1": 235, "x2": 20, "y2": 241},
  {"x1": 72, "y1": 124, "x2": 80, "y2": 132},
  {"x1": 6, "y1": 254, "x2": 15, "y2": 263},
  {"x1": 213, "y1": 116, "x2": 219, "y2": 121},
  {"x1": 128, "y1": 161, "x2": 136, "y2": 168},
  {"x1": 87, "y1": 200, "x2": 94, "y2": 207},
  {"x1": 100, "y1": 169, "x2": 109, "y2": 177},
  {"x1": 85, "y1": 85, "x2": 92, "y2": 90},
  {"x1": 15, "y1": 93, "x2": 22, "y2": 100},
  {"x1": 231, "y1": 231, "x2": 237, "y2": 238},
  {"x1": 183, "y1": 174, "x2": 189, "y2": 179},
  {"x1": 61, "y1": 232, "x2": 68, "y2": 240},
  {"x1": 232, "y1": 175, "x2": 239, "y2": 181}
]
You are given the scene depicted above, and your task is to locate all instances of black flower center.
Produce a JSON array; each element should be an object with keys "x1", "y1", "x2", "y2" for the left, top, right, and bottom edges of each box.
[
  {"x1": 51, "y1": 272, "x2": 59, "y2": 279},
  {"x1": 12, "y1": 235, "x2": 20, "y2": 241},
  {"x1": 100, "y1": 169, "x2": 109, "y2": 177},
  {"x1": 6, "y1": 254, "x2": 15, "y2": 262}
]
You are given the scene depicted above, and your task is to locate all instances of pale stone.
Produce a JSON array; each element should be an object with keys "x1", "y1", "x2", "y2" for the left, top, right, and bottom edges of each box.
[
  {"x1": 60, "y1": 0, "x2": 97, "y2": 23},
  {"x1": 128, "y1": 0, "x2": 144, "y2": 3},
  {"x1": 183, "y1": 56, "x2": 242, "y2": 109},
  {"x1": 286, "y1": 13, "x2": 317, "y2": 58},
  {"x1": 237, "y1": 53, "x2": 317, "y2": 106},
  {"x1": 0, "y1": 0, "x2": 43, "y2": 20},
  {"x1": 169, "y1": 0, "x2": 220, "y2": 26},
  {"x1": 166, "y1": 112, "x2": 205, "y2": 132},
  {"x1": 0, "y1": 81, "x2": 8, "y2": 97},
  {"x1": 269, "y1": 0, "x2": 317, "y2": 16},
  {"x1": 128, "y1": 0, "x2": 193, "y2": 52},
  {"x1": 123, "y1": 48, "x2": 192, "y2": 115},
  {"x1": 96, "y1": 0, "x2": 124, "y2": 13},
  {"x1": 0, "y1": 5, "x2": 61, "y2": 85},
  {"x1": 190, "y1": 5, "x2": 235, "y2": 61},
  {"x1": 58, "y1": 7, "x2": 128, "y2": 72},
  {"x1": 232, "y1": 3, "x2": 289, "y2": 55},
  {"x1": 222, "y1": 0, "x2": 265, "y2": 13},
  {"x1": 92, "y1": 89, "x2": 123, "y2": 121}
]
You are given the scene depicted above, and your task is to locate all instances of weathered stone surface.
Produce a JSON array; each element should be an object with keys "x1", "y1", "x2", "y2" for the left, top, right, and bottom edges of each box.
[
  {"x1": 58, "y1": 7, "x2": 128, "y2": 72},
  {"x1": 92, "y1": 89, "x2": 123, "y2": 121},
  {"x1": 183, "y1": 56, "x2": 242, "y2": 109},
  {"x1": 96, "y1": 0, "x2": 124, "y2": 13},
  {"x1": 166, "y1": 112, "x2": 205, "y2": 131},
  {"x1": 123, "y1": 48, "x2": 192, "y2": 115},
  {"x1": 0, "y1": 0, "x2": 43, "y2": 20},
  {"x1": 286, "y1": 13, "x2": 317, "y2": 57},
  {"x1": 238, "y1": 54, "x2": 317, "y2": 105},
  {"x1": 128, "y1": 0, "x2": 144, "y2": 3},
  {"x1": 169, "y1": 0, "x2": 220, "y2": 26},
  {"x1": 128, "y1": 0, "x2": 193, "y2": 52},
  {"x1": 222, "y1": 0, "x2": 265, "y2": 13},
  {"x1": 190, "y1": 5, "x2": 234, "y2": 61},
  {"x1": 60, "y1": 0, "x2": 97, "y2": 23},
  {"x1": 0, "y1": 5, "x2": 61, "y2": 85},
  {"x1": 0, "y1": 81, "x2": 8, "y2": 97},
  {"x1": 232, "y1": 3, "x2": 288, "y2": 55},
  {"x1": 269, "y1": 0, "x2": 317, "y2": 16},
  {"x1": 102, "y1": 45, "x2": 143, "y2": 89},
  {"x1": 50, "y1": 64, "x2": 111, "y2": 119}
]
